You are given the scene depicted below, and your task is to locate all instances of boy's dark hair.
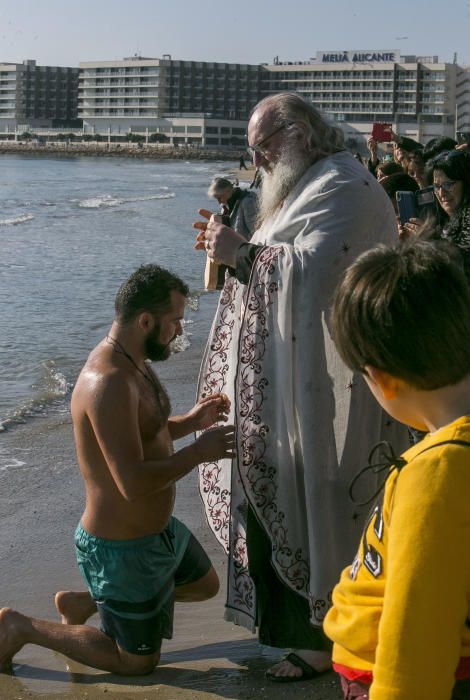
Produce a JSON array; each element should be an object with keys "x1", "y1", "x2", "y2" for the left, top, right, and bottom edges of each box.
[
  {"x1": 115, "y1": 264, "x2": 189, "y2": 324},
  {"x1": 331, "y1": 241, "x2": 470, "y2": 390}
]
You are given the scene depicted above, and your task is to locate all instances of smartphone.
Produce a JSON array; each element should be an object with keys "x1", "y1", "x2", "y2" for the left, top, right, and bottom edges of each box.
[
  {"x1": 396, "y1": 191, "x2": 417, "y2": 224},
  {"x1": 396, "y1": 186, "x2": 436, "y2": 225},
  {"x1": 371, "y1": 122, "x2": 393, "y2": 143},
  {"x1": 415, "y1": 186, "x2": 436, "y2": 219}
]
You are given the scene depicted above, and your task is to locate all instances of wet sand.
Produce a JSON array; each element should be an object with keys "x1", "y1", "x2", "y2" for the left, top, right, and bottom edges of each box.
[{"x1": 0, "y1": 299, "x2": 342, "y2": 699}]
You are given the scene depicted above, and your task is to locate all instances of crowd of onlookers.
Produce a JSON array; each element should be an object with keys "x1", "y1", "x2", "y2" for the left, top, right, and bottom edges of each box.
[{"x1": 358, "y1": 131, "x2": 470, "y2": 280}]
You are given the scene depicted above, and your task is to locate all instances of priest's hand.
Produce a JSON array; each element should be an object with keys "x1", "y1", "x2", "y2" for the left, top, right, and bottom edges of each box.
[{"x1": 194, "y1": 209, "x2": 246, "y2": 267}]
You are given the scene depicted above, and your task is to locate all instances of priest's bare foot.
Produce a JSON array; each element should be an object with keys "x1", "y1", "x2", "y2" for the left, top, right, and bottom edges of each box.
[
  {"x1": 0, "y1": 608, "x2": 26, "y2": 672},
  {"x1": 266, "y1": 649, "x2": 331, "y2": 681},
  {"x1": 54, "y1": 591, "x2": 97, "y2": 625}
]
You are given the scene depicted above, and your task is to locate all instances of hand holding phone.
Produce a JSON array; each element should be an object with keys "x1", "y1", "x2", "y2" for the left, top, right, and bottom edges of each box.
[{"x1": 396, "y1": 187, "x2": 436, "y2": 225}]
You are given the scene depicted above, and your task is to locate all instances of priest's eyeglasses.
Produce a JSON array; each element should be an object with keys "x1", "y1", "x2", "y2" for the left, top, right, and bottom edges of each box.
[{"x1": 247, "y1": 123, "x2": 292, "y2": 157}]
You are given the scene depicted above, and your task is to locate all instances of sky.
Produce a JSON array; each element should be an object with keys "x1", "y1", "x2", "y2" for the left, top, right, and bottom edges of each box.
[{"x1": 1, "y1": 0, "x2": 470, "y2": 67}]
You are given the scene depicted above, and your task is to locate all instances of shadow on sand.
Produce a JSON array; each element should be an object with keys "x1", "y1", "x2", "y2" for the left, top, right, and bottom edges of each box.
[{"x1": 4, "y1": 638, "x2": 342, "y2": 699}]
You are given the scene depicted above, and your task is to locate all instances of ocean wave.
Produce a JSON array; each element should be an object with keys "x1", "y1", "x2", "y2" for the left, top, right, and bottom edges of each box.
[
  {"x1": 78, "y1": 192, "x2": 175, "y2": 209},
  {"x1": 0, "y1": 214, "x2": 34, "y2": 226},
  {"x1": 0, "y1": 446, "x2": 31, "y2": 471},
  {"x1": 186, "y1": 293, "x2": 200, "y2": 312},
  {"x1": 0, "y1": 360, "x2": 71, "y2": 431},
  {"x1": 171, "y1": 333, "x2": 191, "y2": 354}
]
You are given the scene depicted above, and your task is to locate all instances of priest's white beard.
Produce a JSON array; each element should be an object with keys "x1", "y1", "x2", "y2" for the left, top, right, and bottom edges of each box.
[{"x1": 258, "y1": 144, "x2": 312, "y2": 225}]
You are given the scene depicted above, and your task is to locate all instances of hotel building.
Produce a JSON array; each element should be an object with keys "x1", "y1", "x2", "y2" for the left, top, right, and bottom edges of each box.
[
  {"x1": 2, "y1": 52, "x2": 469, "y2": 147},
  {"x1": 78, "y1": 56, "x2": 267, "y2": 146},
  {"x1": 265, "y1": 50, "x2": 459, "y2": 146},
  {"x1": 0, "y1": 60, "x2": 79, "y2": 130},
  {"x1": 78, "y1": 51, "x2": 466, "y2": 148}
]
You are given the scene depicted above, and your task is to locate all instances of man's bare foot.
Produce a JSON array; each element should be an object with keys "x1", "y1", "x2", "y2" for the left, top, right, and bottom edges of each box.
[
  {"x1": 266, "y1": 649, "x2": 332, "y2": 681},
  {"x1": 0, "y1": 608, "x2": 26, "y2": 672},
  {"x1": 54, "y1": 591, "x2": 97, "y2": 625}
]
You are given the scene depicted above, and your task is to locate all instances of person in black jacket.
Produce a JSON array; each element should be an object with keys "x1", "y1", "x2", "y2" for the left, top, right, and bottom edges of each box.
[{"x1": 207, "y1": 177, "x2": 258, "y2": 240}]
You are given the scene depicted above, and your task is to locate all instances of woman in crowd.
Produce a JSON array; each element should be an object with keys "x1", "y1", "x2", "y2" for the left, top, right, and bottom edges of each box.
[{"x1": 401, "y1": 149, "x2": 470, "y2": 278}]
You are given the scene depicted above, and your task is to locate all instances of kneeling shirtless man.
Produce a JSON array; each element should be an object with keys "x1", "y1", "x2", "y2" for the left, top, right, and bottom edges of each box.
[{"x1": 0, "y1": 264, "x2": 235, "y2": 676}]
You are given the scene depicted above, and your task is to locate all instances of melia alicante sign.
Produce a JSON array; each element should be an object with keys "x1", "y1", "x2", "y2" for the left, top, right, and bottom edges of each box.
[{"x1": 318, "y1": 51, "x2": 398, "y2": 63}]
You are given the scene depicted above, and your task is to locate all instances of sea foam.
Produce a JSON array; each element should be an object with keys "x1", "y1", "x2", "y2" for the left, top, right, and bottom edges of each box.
[
  {"x1": 0, "y1": 214, "x2": 34, "y2": 226},
  {"x1": 78, "y1": 192, "x2": 175, "y2": 209}
]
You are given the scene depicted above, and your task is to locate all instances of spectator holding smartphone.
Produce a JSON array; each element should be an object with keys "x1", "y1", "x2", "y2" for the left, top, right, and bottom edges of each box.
[
  {"x1": 401, "y1": 149, "x2": 470, "y2": 280},
  {"x1": 379, "y1": 173, "x2": 419, "y2": 229},
  {"x1": 389, "y1": 130, "x2": 423, "y2": 166},
  {"x1": 366, "y1": 136, "x2": 380, "y2": 177}
]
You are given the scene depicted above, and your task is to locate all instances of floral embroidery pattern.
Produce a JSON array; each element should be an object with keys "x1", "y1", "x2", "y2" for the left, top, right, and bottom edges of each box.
[
  {"x1": 199, "y1": 246, "x2": 330, "y2": 622},
  {"x1": 199, "y1": 275, "x2": 239, "y2": 550},
  {"x1": 308, "y1": 590, "x2": 333, "y2": 623},
  {"x1": 235, "y1": 247, "x2": 311, "y2": 595},
  {"x1": 231, "y1": 533, "x2": 254, "y2": 611}
]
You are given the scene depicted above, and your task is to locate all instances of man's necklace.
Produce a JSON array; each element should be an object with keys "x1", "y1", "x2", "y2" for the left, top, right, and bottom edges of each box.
[
  {"x1": 105, "y1": 334, "x2": 157, "y2": 388},
  {"x1": 105, "y1": 335, "x2": 168, "y2": 420}
]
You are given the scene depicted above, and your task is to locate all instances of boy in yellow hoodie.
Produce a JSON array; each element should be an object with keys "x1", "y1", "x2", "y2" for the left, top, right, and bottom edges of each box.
[{"x1": 324, "y1": 241, "x2": 470, "y2": 700}]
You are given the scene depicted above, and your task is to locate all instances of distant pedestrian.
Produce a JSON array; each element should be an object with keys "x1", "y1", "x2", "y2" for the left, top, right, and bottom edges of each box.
[
  {"x1": 239, "y1": 154, "x2": 248, "y2": 170},
  {"x1": 249, "y1": 168, "x2": 262, "y2": 189}
]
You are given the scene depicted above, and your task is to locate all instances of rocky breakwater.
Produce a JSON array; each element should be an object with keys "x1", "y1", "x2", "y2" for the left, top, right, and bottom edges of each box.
[{"x1": 0, "y1": 141, "x2": 235, "y2": 160}]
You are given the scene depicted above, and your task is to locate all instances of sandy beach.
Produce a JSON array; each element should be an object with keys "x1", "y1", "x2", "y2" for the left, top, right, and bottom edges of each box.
[{"x1": 0, "y1": 310, "x2": 342, "y2": 700}]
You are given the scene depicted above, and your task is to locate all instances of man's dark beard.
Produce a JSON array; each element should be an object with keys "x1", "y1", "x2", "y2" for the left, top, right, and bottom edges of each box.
[{"x1": 145, "y1": 325, "x2": 173, "y2": 362}]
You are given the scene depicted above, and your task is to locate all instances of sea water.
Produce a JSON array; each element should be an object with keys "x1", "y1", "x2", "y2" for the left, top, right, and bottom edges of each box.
[{"x1": 0, "y1": 154, "x2": 235, "y2": 429}]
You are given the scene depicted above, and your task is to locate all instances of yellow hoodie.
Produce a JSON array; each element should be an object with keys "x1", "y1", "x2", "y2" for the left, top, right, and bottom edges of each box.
[{"x1": 324, "y1": 415, "x2": 470, "y2": 700}]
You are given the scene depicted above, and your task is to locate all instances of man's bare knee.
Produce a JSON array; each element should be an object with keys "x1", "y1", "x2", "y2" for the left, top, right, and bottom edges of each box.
[{"x1": 115, "y1": 648, "x2": 160, "y2": 676}]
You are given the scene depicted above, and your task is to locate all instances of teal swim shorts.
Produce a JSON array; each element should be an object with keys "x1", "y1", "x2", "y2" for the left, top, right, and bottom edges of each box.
[{"x1": 75, "y1": 516, "x2": 212, "y2": 655}]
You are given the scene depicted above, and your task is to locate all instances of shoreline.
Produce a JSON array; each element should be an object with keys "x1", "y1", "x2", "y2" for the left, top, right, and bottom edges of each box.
[{"x1": 0, "y1": 141, "x2": 241, "y2": 160}]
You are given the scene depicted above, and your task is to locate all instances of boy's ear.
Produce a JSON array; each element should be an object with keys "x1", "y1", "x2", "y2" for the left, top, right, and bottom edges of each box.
[{"x1": 364, "y1": 365, "x2": 401, "y2": 400}]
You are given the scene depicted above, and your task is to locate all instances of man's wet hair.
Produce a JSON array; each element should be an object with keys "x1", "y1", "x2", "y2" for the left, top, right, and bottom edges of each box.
[
  {"x1": 331, "y1": 241, "x2": 470, "y2": 390},
  {"x1": 115, "y1": 264, "x2": 189, "y2": 324}
]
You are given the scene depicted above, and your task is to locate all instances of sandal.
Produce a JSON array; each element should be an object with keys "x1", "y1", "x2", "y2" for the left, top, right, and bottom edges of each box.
[{"x1": 265, "y1": 651, "x2": 323, "y2": 683}]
